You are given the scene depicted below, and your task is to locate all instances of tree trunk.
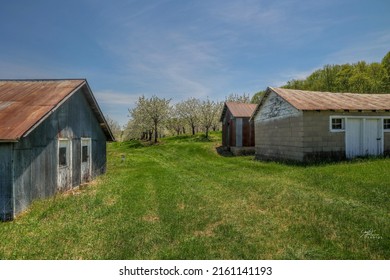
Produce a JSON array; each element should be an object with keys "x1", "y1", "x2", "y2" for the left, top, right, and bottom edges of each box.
[
  {"x1": 154, "y1": 122, "x2": 158, "y2": 143},
  {"x1": 205, "y1": 127, "x2": 209, "y2": 139},
  {"x1": 191, "y1": 124, "x2": 195, "y2": 135}
]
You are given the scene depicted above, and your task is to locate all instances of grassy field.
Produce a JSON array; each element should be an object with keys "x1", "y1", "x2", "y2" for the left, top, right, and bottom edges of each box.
[{"x1": 0, "y1": 132, "x2": 389, "y2": 259}]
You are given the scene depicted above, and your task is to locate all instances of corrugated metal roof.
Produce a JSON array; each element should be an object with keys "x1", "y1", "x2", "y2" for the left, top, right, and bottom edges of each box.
[
  {"x1": 0, "y1": 79, "x2": 114, "y2": 141},
  {"x1": 271, "y1": 87, "x2": 390, "y2": 111},
  {"x1": 220, "y1": 102, "x2": 257, "y2": 121}
]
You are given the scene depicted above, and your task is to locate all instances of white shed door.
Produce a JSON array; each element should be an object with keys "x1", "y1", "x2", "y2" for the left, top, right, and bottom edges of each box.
[
  {"x1": 346, "y1": 119, "x2": 362, "y2": 158},
  {"x1": 81, "y1": 138, "x2": 91, "y2": 183},
  {"x1": 346, "y1": 118, "x2": 382, "y2": 158},
  {"x1": 58, "y1": 139, "x2": 71, "y2": 191},
  {"x1": 364, "y1": 119, "x2": 382, "y2": 156}
]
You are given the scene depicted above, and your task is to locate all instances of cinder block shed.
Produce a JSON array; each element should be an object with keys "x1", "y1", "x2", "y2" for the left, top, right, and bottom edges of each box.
[
  {"x1": 252, "y1": 87, "x2": 390, "y2": 162},
  {"x1": 0, "y1": 79, "x2": 114, "y2": 221}
]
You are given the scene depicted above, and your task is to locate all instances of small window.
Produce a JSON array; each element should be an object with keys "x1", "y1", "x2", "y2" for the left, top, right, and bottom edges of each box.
[
  {"x1": 82, "y1": 145, "x2": 89, "y2": 163},
  {"x1": 331, "y1": 118, "x2": 345, "y2": 131},
  {"x1": 59, "y1": 147, "x2": 67, "y2": 166},
  {"x1": 384, "y1": 119, "x2": 390, "y2": 130}
]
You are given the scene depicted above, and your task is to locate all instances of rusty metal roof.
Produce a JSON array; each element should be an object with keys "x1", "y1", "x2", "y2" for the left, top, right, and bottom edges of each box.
[
  {"x1": 221, "y1": 102, "x2": 257, "y2": 121},
  {"x1": 0, "y1": 79, "x2": 114, "y2": 141},
  {"x1": 270, "y1": 87, "x2": 390, "y2": 111},
  {"x1": 220, "y1": 102, "x2": 257, "y2": 121}
]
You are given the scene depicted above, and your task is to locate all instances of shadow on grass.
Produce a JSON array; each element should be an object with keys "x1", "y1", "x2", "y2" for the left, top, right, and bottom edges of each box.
[
  {"x1": 253, "y1": 154, "x2": 390, "y2": 168},
  {"x1": 215, "y1": 146, "x2": 234, "y2": 157}
]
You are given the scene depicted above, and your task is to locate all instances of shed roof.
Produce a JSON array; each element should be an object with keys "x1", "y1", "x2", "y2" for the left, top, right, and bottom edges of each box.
[
  {"x1": 252, "y1": 87, "x2": 390, "y2": 119},
  {"x1": 0, "y1": 79, "x2": 114, "y2": 141},
  {"x1": 220, "y1": 102, "x2": 257, "y2": 121},
  {"x1": 271, "y1": 87, "x2": 390, "y2": 111}
]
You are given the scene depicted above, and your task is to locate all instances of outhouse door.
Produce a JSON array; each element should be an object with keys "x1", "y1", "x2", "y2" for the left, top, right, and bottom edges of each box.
[
  {"x1": 346, "y1": 118, "x2": 383, "y2": 158},
  {"x1": 58, "y1": 139, "x2": 72, "y2": 191},
  {"x1": 81, "y1": 138, "x2": 91, "y2": 183}
]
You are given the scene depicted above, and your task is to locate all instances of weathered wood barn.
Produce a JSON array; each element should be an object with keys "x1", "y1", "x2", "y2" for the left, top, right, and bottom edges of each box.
[
  {"x1": 220, "y1": 102, "x2": 257, "y2": 155},
  {"x1": 252, "y1": 87, "x2": 390, "y2": 162},
  {"x1": 0, "y1": 79, "x2": 114, "y2": 221}
]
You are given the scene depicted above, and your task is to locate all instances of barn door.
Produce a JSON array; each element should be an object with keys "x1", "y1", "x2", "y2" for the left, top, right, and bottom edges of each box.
[
  {"x1": 346, "y1": 118, "x2": 383, "y2": 158},
  {"x1": 58, "y1": 139, "x2": 71, "y2": 191},
  {"x1": 81, "y1": 138, "x2": 91, "y2": 183}
]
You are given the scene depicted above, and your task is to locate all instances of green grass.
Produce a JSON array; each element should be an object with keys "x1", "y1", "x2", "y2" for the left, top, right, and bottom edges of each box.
[{"x1": 1, "y1": 131, "x2": 389, "y2": 259}]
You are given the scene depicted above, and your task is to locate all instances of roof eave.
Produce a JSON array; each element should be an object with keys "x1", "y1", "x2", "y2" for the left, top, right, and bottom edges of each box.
[
  {"x1": 219, "y1": 103, "x2": 228, "y2": 122},
  {"x1": 82, "y1": 81, "x2": 116, "y2": 142},
  {"x1": 0, "y1": 139, "x2": 19, "y2": 143}
]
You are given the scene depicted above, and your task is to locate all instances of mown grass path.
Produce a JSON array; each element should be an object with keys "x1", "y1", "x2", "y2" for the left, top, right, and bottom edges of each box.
[{"x1": 1, "y1": 132, "x2": 389, "y2": 259}]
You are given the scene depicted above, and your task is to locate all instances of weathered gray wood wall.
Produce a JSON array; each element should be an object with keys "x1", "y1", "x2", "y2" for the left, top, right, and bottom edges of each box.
[{"x1": 0, "y1": 144, "x2": 13, "y2": 221}]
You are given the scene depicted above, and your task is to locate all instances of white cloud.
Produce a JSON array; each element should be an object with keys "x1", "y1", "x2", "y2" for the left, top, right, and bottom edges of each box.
[{"x1": 94, "y1": 90, "x2": 139, "y2": 106}]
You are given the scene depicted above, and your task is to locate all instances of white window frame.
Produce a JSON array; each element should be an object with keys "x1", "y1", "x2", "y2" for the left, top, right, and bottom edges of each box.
[
  {"x1": 81, "y1": 137, "x2": 92, "y2": 176},
  {"x1": 329, "y1": 117, "x2": 345, "y2": 132},
  {"x1": 57, "y1": 138, "x2": 73, "y2": 189},
  {"x1": 384, "y1": 118, "x2": 390, "y2": 132},
  {"x1": 58, "y1": 138, "x2": 72, "y2": 168}
]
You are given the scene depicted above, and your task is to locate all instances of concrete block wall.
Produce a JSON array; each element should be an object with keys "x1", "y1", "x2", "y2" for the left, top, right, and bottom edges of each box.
[
  {"x1": 255, "y1": 115, "x2": 304, "y2": 161},
  {"x1": 301, "y1": 111, "x2": 345, "y2": 161}
]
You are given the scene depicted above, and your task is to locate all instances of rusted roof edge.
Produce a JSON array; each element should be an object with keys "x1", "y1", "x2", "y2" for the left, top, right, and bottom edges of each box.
[{"x1": 0, "y1": 139, "x2": 19, "y2": 143}]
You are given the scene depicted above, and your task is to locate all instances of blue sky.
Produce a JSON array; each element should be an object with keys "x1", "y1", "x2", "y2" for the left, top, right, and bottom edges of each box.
[{"x1": 0, "y1": 0, "x2": 389, "y2": 126}]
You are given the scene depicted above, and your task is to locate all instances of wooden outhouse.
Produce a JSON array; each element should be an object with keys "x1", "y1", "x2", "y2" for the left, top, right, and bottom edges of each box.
[
  {"x1": 220, "y1": 102, "x2": 257, "y2": 155},
  {"x1": 0, "y1": 79, "x2": 114, "y2": 221},
  {"x1": 252, "y1": 87, "x2": 390, "y2": 162}
]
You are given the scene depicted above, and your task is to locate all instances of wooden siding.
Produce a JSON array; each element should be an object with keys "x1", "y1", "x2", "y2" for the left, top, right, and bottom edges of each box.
[
  {"x1": 255, "y1": 91, "x2": 301, "y2": 122},
  {"x1": 0, "y1": 144, "x2": 13, "y2": 221},
  {"x1": 7, "y1": 88, "x2": 108, "y2": 218},
  {"x1": 222, "y1": 110, "x2": 236, "y2": 147},
  {"x1": 242, "y1": 118, "x2": 255, "y2": 147},
  {"x1": 235, "y1": 118, "x2": 243, "y2": 147}
]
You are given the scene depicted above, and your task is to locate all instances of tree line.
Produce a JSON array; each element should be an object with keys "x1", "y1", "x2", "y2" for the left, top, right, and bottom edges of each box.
[
  {"x1": 251, "y1": 51, "x2": 390, "y2": 103},
  {"x1": 120, "y1": 93, "x2": 250, "y2": 142}
]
